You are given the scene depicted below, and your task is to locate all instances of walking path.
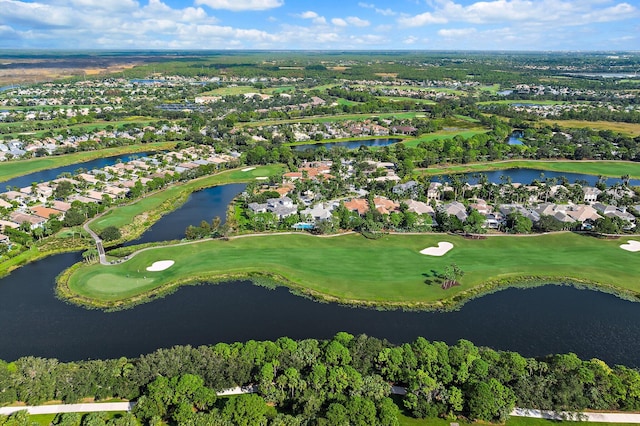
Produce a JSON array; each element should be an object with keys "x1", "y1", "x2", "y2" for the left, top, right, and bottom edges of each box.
[
  {"x1": 511, "y1": 407, "x2": 640, "y2": 423},
  {"x1": 0, "y1": 402, "x2": 134, "y2": 416},
  {"x1": 0, "y1": 386, "x2": 257, "y2": 416}
]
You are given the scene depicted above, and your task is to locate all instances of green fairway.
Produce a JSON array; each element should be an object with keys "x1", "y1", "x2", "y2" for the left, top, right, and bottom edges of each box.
[
  {"x1": 62, "y1": 232, "x2": 640, "y2": 310},
  {"x1": 540, "y1": 119, "x2": 640, "y2": 137},
  {"x1": 421, "y1": 159, "x2": 640, "y2": 179},
  {"x1": 89, "y1": 165, "x2": 283, "y2": 233},
  {"x1": 403, "y1": 129, "x2": 488, "y2": 148},
  {"x1": 0, "y1": 142, "x2": 175, "y2": 183}
]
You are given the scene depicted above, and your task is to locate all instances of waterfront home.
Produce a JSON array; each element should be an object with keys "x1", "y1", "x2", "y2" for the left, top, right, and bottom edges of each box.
[
  {"x1": 583, "y1": 186, "x2": 602, "y2": 203},
  {"x1": 31, "y1": 206, "x2": 62, "y2": 220},
  {"x1": 9, "y1": 211, "x2": 45, "y2": 229}
]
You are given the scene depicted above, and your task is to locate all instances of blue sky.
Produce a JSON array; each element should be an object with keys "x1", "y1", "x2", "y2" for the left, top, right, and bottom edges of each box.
[{"x1": 0, "y1": 0, "x2": 638, "y2": 50}]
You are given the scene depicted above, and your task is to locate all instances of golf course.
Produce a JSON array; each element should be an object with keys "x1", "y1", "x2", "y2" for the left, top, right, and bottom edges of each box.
[{"x1": 59, "y1": 232, "x2": 640, "y2": 310}]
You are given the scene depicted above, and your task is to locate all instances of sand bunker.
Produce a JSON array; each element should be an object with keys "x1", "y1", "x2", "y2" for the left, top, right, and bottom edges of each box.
[
  {"x1": 146, "y1": 260, "x2": 175, "y2": 271},
  {"x1": 255, "y1": 176, "x2": 268, "y2": 180},
  {"x1": 620, "y1": 240, "x2": 640, "y2": 252},
  {"x1": 420, "y1": 242, "x2": 454, "y2": 256},
  {"x1": 242, "y1": 167, "x2": 256, "y2": 172}
]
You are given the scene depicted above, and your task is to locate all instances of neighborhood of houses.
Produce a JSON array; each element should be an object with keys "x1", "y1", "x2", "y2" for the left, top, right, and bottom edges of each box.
[
  {"x1": 245, "y1": 159, "x2": 638, "y2": 234},
  {"x1": 0, "y1": 145, "x2": 236, "y2": 246}
]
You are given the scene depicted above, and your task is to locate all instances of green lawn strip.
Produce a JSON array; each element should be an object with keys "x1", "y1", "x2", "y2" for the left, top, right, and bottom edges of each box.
[
  {"x1": 420, "y1": 160, "x2": 640, "y2": 179},
  {"x1": 237, "y1": 112, "x2": 423, "y2": 128},
  {"x1": 89, "y1": 165, "x2": 284, "y2": 233},
  {"x1": 0, "y1": 142, "x2": 176, "y2": 184},
  {"x1": 477, "y1": 100, "x2": 571, "y2": 105},
  {"x1": 539, "y1": 120, "x2": 640, "y2": 137},
  {"x1": 402, "y1": 129, "x2": 489, "y2": 148},
  {"x1": 2, "y1": 118, "x2": 157, "y2": 138},
  {"x1": 62, "y1": 232, "x2": 640, "y2": 310},
  {"x1": 377, "y1": 96, "x2": 436, "y2": 104}
]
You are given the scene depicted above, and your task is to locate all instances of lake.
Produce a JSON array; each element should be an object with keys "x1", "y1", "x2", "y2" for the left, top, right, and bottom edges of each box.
[
  {"x1": 2, "y1": 179, "x2": 640, "y2": 365},
  {"x1": 293, "y1": 138, "x2": 402, "y2": 151},
  {"x1": 1, "y1": 152, "x2": 151, "y2": 190}
]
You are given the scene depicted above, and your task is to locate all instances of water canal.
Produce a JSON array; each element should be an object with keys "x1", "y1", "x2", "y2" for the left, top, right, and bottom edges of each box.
[
  {"x1": 1, "y1": 152, "x2": 151, "y2": 190},
  {"x1": 1, "y1": 174, "x2": 640, "y2": 365},
  {"x1": 292, "y1": 138, "x2": 402, "y2": 151}
]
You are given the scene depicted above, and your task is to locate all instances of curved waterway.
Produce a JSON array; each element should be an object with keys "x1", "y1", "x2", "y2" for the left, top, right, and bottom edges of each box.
[
  {"x1": 1, "y1": 181, "x2": 640, "y2": 365},
  {"x1": 436, "y1": 168, "x2": 640, "y2": 187},
  {"x1": 122, "y1": 183, "x2": 246, "y2": 246},
  {"x1": 1, "y1": 152, "x2": 150, "y2": 190},
  {"x1": 293, "y1": 138, "x2": 402, "y2": 151},
  {"x1": 1, "y1": 253, "x2": 640, "y2": 366}
]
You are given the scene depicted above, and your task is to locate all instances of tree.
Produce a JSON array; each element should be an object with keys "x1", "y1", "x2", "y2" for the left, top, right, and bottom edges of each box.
[
  {"x1": 442, "y1": 263, "x2": 464, "y2": 288},
  {"x1": 98, "y1": 226, "x2": 121, "y2": 242},
  {"x1": 506, "y1": 212, "x2": 532, "y2": 234},
  {"x1": 63, "y1": 209, "x2": 86, "y2": 227},
  {"x1": 54, "y1": 180, "x2": 75, "y2": 200}
]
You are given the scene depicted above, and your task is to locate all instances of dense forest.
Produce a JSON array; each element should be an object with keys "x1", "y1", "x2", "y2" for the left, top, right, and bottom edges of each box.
[{"x1": 2, "y1": 334, "x2": 640, "y2": 425}]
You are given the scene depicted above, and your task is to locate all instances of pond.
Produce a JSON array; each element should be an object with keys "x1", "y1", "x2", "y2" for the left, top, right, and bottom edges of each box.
[
  {"x1": 507, "y1": 131, "x2": 524, "y2": 145},
  {"x1": 1, "y1": 152, "x2": 152, "y2": 190},
  {"x1": 293, "y1": 138, "x2": 402, "y2": 151}
]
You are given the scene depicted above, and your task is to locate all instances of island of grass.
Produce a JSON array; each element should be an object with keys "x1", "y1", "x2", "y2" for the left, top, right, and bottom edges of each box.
[{"x1": 58, "y1": 232, "x2": 640, "y2": 311}]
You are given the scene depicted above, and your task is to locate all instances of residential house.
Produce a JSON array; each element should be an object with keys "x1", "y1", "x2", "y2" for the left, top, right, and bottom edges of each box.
[
  {"x1": 583, "y1": 186, "x2": 602, "y2": 203},
  {"x1": 9, "y1": 211, "x2": 45, "y2": 229},
  {"x1": 31, "y1": 206, "x2": 62, "y2": 220},
  {"x1": 440, "y1": 201, "x2": 468, "y2": 222},
  {"x1": 343, "y1": 198, "x2": 369, "y2": 215}
]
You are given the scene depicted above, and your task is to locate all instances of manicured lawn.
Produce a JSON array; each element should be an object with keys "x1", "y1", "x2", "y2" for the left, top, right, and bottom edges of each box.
[
  {"x1": 477, "y1": 100, "x2": 570, "y2": 106},
  {"x1": 65, "y1": 232, "x2": 640, "y2": 309},
  {"x1": 403, "y1": 129, "x2": 489, "y2": 148},
  {"x1": 240, "y1": 112, "x2": 424, "y2": 128},
  {"x1": 540, "y1": 120, "x2": 640, "y2": 137},
  {"x1": 0, "y1": 142, "x2": 175, "y2": 183},
  {"x1": 420, "y1": 160, "x2": 640, "y2": 179},
  {"x1": 90, "y1": 165, "x2": 284, "y2": 232},
  {"x1": 378, "y1": 96, "x2": 436, "y2": 104},
  {"x1": 398, "y1": 415, "x2": 639, "y2": 426}
]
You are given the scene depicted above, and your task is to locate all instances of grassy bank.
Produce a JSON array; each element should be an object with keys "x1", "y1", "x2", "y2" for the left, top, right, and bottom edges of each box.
[
  {"x1": 0, "y1": 142, "x2": 176, "y2": 183},
  {"x1": 419, "y1": 159, "x2": 640, "y2": 179},
  {"x1": 60, "y1": 232, "x2": 640, "y2": 310},
  {"x1": 90, "y1": 164, "x2": 283, "y2": 234}
]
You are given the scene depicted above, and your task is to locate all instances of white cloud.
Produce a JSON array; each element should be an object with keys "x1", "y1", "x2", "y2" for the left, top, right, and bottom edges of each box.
[
  {"x1": 358, "y1": 2, "x2": 396, "y2": 16},
  {"x1": 398, "y1": 12, "x2": 448, "y2": 27},
  {"x1": 438, "y1": 27, "x2": 477, "y2": 37},
  {"x1": 403, "y1": 35, "x2": 419, "y2": 44},
  {"x1": 398, "y1": 0, "x2": 638, "y2": 27},
  {"x1": 331, "y1": 18, "x2": 347, "y2": 27},
  {"x1": 194, "y1": 0, "x2": 283, "y2": 11},
  {"x1": 346, "y1": 16, "x2": 370, "y2": 27},
  {"x1": 297, "y1": 10, "x2": 326, "y2": 25}
]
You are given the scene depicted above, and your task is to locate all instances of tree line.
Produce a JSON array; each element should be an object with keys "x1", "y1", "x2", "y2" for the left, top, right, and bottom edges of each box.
[{"x1": 2, "y1": 334, "x2": 640, "y2": 425}]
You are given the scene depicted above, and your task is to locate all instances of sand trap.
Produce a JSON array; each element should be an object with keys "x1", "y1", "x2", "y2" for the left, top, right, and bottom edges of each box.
[
  {"x1": 242, "y1": 167, "x2": 256, "y2": 172},
  {"x1": 420, "y1": 242, "x2": 453, "y2": 256},
  {"x1": 255, "y1": 176, "x2": 268, "y2": 180},
  {"x1": 146, "y1": 260, "x2": 175, "y2": 271},
  {"x1": 620, "y1": 240, "x2": 640, "y2": 252}
]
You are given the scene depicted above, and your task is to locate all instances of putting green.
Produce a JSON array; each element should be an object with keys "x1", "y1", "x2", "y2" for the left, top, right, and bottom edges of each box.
[{"x1": 61, "y1": 232, "x2": 640, "y2": 310}]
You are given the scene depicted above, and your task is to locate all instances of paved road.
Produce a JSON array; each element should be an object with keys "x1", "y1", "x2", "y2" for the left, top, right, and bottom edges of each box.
[
  {"x1": 0, "y1": 402, "x2": 134, "y2": 416},
  {"x1": 511, "y1": 408, "x2": 640, "y2": 423},
  {"x1": 0, "y1": 386, "x2": 255, "y2": 416}
]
